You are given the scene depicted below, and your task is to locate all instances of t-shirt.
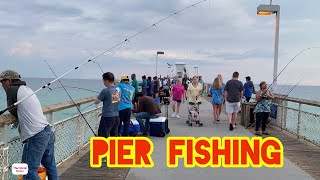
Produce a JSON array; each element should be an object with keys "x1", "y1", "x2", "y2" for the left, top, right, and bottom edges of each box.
[
  {"x1": 117, "y1": 83, "x2": 135, "y2": 111},
  {"x1": 172, "y1": 85, "x2": 185, "y2": 101},
  {"x1": 147, "y1": 80, "x2": 154, "y2": 95},
  {"x1": 97, "y1": 86, "x2": 121, "y2": 117},
  {"x1": 187, "y1": 83, "x2": 203, "y2": 103},
  {"x1": 225, "y1": 79, "x2": 244, "y2": 103},
  {"x1": 139, "y1": 80, "x2": 147, "y2": 94},
  {"x1": 7, "y1": 81, "x2": 49, "y2": 142},
  {"x1": 153, "y1": 80, "x2": 160, "y2": 92},
  {"x1": 131, "y1": 79, "x2": 139, "y2": 94},
  {"x1": 210, "y1": 87, "x2": 223, "y2": 105},
  {"x1": 243, "y1": 81, "x2": 255, "y2": 97}
]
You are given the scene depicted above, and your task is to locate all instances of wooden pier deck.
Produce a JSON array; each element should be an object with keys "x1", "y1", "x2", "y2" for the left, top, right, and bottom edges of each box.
[{"x1": 59, "y1": 97, "x2": 319, "y2": 180}]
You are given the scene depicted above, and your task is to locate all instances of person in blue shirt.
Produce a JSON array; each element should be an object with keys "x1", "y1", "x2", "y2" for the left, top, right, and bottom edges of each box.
[
  {"x1": 210, "y1": 78, "x2": 223, "y2": 123},
  {"x1": 139, "y1": 75, "x2": 148, "y2": 95},
  {"x1": 243, "y1": 76, "x2": 256, "y2": 102},
  {"x1": 95, "y1": 72, "x2": 121, "y2": 138},
  {"x1": 117, "y1": 74, "x2": 135, "y2": 136}
]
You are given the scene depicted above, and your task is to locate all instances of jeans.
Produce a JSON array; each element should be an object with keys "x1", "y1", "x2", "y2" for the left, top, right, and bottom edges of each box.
[
  {"x1": 22, "y1": 125, "x2": 58, "y2": 180},
  {"x1": 118, "y1": 109, "x2": 131, "y2": 136},
  {"x1": 98, "y1": 116, "x2": 120, "y2": 138},
  {"x1": 255, "y1": 112, "x2": 270, "y2": 131},
  {"x1": 135, "y1": 112, "x2": 158, "y2": 133}
]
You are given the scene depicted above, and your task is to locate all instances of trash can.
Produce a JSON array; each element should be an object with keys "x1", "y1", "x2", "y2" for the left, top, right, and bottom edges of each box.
[{"x1": 241, "y1": 102, "x2": 256, "y2": 128}]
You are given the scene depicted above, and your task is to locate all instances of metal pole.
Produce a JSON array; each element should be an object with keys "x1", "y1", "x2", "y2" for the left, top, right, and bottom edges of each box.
[{"x1": 273, "y1": 10, "x2": 280, "y2": 93}]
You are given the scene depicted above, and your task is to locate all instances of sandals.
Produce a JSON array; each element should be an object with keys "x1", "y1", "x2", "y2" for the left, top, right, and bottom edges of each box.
[
  {"x1": 255, "y1": 132, "x2": 262, "y2": 136},
  {"x1": 262, "y1": 132, "x2": 271, "y2": 135}
]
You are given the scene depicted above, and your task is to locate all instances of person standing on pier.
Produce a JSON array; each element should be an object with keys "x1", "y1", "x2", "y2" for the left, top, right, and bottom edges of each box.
[
  {"x1": 153, "y1": 76, "x2": 160, "y2": 98},
  {"x1": 131, "y1": 74, "x2": 139, "y2": 110},
  {"x1": 0, "y1": 70, "x2": 59, "y2": 179},
  {"x1": 254, "y1": 81, "x2": 274, "y2": 136},
  {"x1": 117, "y1": 75, "x2": 135, "y2": 136},
  {"x1": 243, "y1": 76, "x2": 256, "y2": 102},
  {"x1": 210, "y1": 78, "x2": 223, "y2": 123},
  {"x1": 187, "y1": 76, "x2": 203, "y2": 106},
  {"x1": 225, "y1": 72, "x2": 243, "y2": 131},
  {"x1": 171, "y1": 79, "x2": 185, "y2": 119},
  {"x1": 147, "y1": 76, "x2": 154, "y2": 97},
  {"x1": 95, "y1": 72, "x2": 121, "y2": 138},
  {"x1": 139, "y1": 75, "x2": 148, "y2": 95}
]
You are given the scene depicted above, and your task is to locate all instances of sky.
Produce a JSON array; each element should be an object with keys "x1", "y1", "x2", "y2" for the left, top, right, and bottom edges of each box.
[{"x1": 0, "y1": 0, "x2": 319, "y2": 85}]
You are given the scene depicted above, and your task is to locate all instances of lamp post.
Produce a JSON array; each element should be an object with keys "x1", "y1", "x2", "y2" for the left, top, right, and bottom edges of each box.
[
  {"x1": 257, "y1": 1, "x2": 280, "y2": 92},
  {"x1": 156, "y1": 51, "x2": 164, "y2": 77}
]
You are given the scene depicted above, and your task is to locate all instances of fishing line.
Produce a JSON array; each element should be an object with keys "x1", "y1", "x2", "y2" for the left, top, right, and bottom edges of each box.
[
  {"x1": 43, "y1": 86, "x2": 99, "y2": 96},
  {"x1": 279, "y1": 78, "x2": 303, "y2": 100},
  {"x1": 263, "y1": 47, "x2": 320, "y2": 96},
  {"x1": 44, "y1": 60, "x2": 97, "y2": 136},
  {"x1": 0, "y1": 0, "x2": 207, "y2": 116}
]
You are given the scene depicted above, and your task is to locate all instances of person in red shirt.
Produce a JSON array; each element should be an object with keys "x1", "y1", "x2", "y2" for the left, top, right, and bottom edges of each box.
[{"x1": 170, "y1": 79, "x2": 185, "y2": 119}]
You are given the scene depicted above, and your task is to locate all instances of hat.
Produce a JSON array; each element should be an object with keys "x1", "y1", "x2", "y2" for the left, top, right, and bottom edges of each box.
[
  {"x1": 245, "y1": 76, "x2": 251, "y2": 80},
  {"x1": 0, "y1": 70, "x2": 21, "y2": 81},
  {"x1": 121, "y1": 74, "x2": 129, "y2": 81}
]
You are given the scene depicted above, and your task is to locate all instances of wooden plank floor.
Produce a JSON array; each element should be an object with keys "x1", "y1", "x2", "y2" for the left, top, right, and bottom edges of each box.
[
  {"x1": 59, "y1": 151, "x2": 129, "y2": 180},
  {"x1": 246, "y1": 118, "x2": 320, "y2": 179}
]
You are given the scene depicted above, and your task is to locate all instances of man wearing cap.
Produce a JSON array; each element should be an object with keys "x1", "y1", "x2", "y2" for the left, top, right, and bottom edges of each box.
[
  {"x1": 243, "y1": 76, "x2": 256, "y2": 102},
  {"x1": 0, "y1": 70, "x2": 58, "y2": 179},
  {"x1": 117, "y1": 74, "x2": 135, "y2": 136}
]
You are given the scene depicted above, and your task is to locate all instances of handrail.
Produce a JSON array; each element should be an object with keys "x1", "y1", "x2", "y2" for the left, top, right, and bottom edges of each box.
[{"x1": 0, "y1": 96, "x2": 96, "y2": 127}]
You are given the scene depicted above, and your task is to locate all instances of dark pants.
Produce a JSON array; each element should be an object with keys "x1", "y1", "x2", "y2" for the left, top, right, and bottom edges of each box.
[
  {"x1": 98, "y1": 116, "x2": 120, "y2": 138},
  {"x1": 245, "y1": 97, "x2": 251, "y2": 102},
  {"x1": 118, "y1": 108, "x2": 131, "y2": 136},
  {"x1": 135, "y1": 112, "x2": 159, "y2": 134},
  {"x1": 255, "y1": 112, "x2": 270, "y2": 131},
  {"x1": 22, "y1": 125, "x2": 58, "y2": 180}
]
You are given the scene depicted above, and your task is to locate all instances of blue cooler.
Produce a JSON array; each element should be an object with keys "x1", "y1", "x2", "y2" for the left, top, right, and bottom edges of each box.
[
  {"x1": 119, "y1": 119, "x2": 140, "y2": 136},
  {"x1": 149, "y1": 117, "x2": 170, "y2": 137}
]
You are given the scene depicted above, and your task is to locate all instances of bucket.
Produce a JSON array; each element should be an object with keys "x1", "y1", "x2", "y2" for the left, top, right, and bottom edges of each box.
[{"x1": 18, "y1": 167, "x2": 47, "y2": 180}]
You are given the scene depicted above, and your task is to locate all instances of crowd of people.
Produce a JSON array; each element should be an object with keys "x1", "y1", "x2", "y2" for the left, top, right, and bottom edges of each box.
[{"x1": 0, "y1": 69, "x2": 275, "y2": 179}]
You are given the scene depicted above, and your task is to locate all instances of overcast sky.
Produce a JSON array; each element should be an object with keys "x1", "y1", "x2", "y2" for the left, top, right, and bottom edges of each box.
[{"x1": 0, "y1": 0, "x2": 319, "y2": 85}]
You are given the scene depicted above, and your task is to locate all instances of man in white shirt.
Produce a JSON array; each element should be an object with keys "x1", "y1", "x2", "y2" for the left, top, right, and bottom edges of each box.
[{"x1": 0, "y1": 70, "x2": 58, "y2": 180}]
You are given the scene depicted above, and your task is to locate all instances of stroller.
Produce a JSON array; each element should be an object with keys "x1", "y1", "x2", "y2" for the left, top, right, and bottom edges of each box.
[{"x1": 186, "y1": 98, "x2": 203, "y2": 127}]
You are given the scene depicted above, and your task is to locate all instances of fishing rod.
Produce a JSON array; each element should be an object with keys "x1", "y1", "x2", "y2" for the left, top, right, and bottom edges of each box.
[
  {"x1": 0, "y1": 0, "x2": 207, "y2": 116},
  {"x1": 44, "y1": 60, "x2": 97, "y2": 136},
  {"x1": 262, "y1": 47, "x2": 320, "y2": 96}
]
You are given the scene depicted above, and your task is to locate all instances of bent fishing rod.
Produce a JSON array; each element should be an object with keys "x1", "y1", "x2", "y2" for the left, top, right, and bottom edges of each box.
[
  {"x1": 262, "y1": 47, "x2": 320, "y2": 96},
  {"x1": 0, "y1": 0, "x2": 207, "y2": 116},
  {"x1": 44, "y1": 60, "x2": 97, "y2": 136}
]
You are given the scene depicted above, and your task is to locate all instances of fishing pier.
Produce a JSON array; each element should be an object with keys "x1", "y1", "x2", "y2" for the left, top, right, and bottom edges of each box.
[{"x1": 1, "y1": 85, "x2": 320, "y2": 180}]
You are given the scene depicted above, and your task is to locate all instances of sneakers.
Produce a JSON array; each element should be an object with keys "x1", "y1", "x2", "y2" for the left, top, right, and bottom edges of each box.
[
  {"x1": 176, "y1": 114, "x2": 180, "y2": 119},
  {"x1": 229, "y1": 124, "x2": 233, "y2": 131},
  {"x1": 172, "y1": 112, "x2": 176, "y2": 118},
  {"x1": 233, "y1": 124, "x2": 236, "y2": 129}
]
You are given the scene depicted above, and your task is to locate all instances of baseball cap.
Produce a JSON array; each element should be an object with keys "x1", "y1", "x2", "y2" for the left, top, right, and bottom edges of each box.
[
  {"x1": 0, "y1": 70, "x2": 21, "y2": 81},
  {"x1": 121, "y1": 74, "x2": 129, "y2": 81}
]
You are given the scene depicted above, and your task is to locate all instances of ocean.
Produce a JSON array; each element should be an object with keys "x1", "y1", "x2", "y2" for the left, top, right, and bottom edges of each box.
[{"x1": 0, "y1": 78, "x2": 320, "y2": 140}]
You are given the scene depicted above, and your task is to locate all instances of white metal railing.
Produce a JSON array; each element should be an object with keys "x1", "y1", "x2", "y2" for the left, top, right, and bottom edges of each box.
[{"x1": 0, "y1": 97, "x2": 101, "y2": 180}]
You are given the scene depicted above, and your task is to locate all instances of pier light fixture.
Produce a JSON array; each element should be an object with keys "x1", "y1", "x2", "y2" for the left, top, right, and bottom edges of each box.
[{"x1": 257, "y1": 1, "x2": 280, "y2": 92}]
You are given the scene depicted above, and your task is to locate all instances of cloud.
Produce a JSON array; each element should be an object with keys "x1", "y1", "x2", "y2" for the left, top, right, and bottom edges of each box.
[{"x1": 8, "y1": 42, "x2": 56, "y2": 57}]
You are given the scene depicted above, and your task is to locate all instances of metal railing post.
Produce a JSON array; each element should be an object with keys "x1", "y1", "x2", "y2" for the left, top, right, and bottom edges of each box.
[
  {"x1": 95, "y1": 104, "x2": 100, "y2": 132},
  {"x1": 297, "y1": 103, "x2": 302, "y2": 139},
  {"x1": 1, "y1": 125, "x2": 9, "y2": 180},
  {"x1": 76, "y1": 105, "x2": 82, "y2": 154},
  {"x1": 49, "y1": 112, "x2": 55, "y2": 131}
]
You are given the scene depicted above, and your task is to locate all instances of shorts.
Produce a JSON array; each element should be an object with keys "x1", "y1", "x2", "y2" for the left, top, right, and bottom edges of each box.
[
  {"x1": 226, "y1": 101, "x2": 240, "y2": 113},
  {"x1": 173, "y1": 98, "x2": 182, "y2": 103},
  {"x1": 189, "y1": 102, "x2": 202, "y2": 105}
]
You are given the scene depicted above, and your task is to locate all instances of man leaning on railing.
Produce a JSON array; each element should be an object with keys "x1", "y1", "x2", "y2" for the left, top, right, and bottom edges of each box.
[{"x1": 0, "y1": 70, "x2": 59, "y2": 180}]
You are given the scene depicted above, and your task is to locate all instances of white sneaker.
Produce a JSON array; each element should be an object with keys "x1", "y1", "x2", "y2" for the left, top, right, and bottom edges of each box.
[
  {"x1": 233, "y1": 125, "x2": 236, "y2": 129},
  {"x1": 176, "y1": 114, "x2": 180, "y2": 119},
  {"x1": 172, "y1": 112, "x2": 176, "y2": 118}
]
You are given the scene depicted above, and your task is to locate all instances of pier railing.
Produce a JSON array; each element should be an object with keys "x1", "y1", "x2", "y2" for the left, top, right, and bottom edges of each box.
[
  {"x1": 0, "y1": 97, "x2": 101, "y2": 180},
  {"x1": 271, "y1": 95, "x2": 320, "y2": 146}
]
